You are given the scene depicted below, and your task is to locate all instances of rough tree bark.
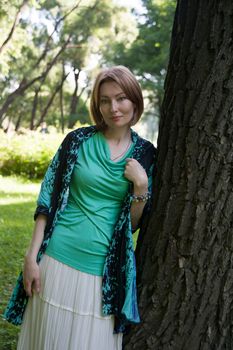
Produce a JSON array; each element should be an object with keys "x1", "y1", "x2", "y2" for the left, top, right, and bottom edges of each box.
[{"x1": 124, "y1": 1, "x2": 233, "y2": 349}]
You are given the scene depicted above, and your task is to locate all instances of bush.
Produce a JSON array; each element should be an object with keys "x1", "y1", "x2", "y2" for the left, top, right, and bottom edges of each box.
[{"x1": 0, "y1": 130, "x2": 64, "y2": 179}]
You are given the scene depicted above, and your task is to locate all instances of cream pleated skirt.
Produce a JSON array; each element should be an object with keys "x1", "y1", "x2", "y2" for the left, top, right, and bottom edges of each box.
[{"x1": 17, "y1": 254, "x2": 123, "y2": 350}]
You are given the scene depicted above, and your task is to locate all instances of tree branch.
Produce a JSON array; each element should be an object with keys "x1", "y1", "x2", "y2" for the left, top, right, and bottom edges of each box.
[
  {"x1": 0, "y1": 35, "x2": 72, "y2": 123},
  {"x1": 36, "y1": 71, "x2": 70, "y2": 128},
  {"x1": 34, "y1": 0, "x2": 83, "y2": 68},
  {"x1": 0, "y1": 0, "x2": 28, "y2": 54}
]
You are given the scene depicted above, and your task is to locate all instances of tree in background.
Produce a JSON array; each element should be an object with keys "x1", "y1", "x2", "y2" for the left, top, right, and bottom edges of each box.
[
  {"x1": 0, "y1": 0, "x2": 137, "y2": 132},
  {"x1": 124, "y1": 0, "x2": 233, "y2": 349},
  {"x1": 103, "y1": 0, "x2": 176, "y2": 124},
  {"x1": 0, "y1": 0, "x2": 28, "y2": 55}
]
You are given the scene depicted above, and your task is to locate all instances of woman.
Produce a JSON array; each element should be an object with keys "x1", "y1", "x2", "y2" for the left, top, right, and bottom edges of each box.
[{"x1": 4, "y1": 66, "x2": 156, "y2": 350}]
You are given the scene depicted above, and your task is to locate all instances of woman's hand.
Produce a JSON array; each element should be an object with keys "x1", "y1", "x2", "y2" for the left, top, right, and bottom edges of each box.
[
  {"x1": 22, "y1": 214, "x2": 47, "y2": 297},
  {"x1": 124, "y1": 158, "x2": 148, "y2": 190},
  {"x1": 125, "y1": 158, "x2": 149, "y2": 230},
  {"x1": 23, "y1": 255, "x2": 41, "y2": 297}
]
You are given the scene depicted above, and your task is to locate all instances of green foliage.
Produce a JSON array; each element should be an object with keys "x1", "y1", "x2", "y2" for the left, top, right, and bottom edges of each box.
[
  {"x1": 0, "y1": 0, "x2": 177, "y2": 134},
  {"x1": 0, "y1": 130, "x2": 64, "y2": 179},
  {"x1": 0, "y1": 176, "x2": 40, "y2": 349},
  {"x1": 102, "y1": 0, "x2": 177, "y2": 119},
  {"x1": 0, "y1": 0, "x2": 124, "y2": 131},
  {"x1": 67, "y1": 99, "x2": 91, "y2": 127}
]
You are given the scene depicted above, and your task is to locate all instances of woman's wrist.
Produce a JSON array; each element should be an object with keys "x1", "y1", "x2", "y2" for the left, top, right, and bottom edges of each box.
[
  {"x1": 133, "y1": 182, "x2": 148, "y2": 195},
  {"x1": 24, "y1": 251, "x2": 38, "y2": 263},
  {"x1": 132, "y1": 181, "x2": 150, "y2": 203}
]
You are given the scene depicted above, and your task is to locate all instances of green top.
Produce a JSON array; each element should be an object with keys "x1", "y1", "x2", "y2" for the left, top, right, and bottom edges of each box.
[{"x1": 46, "y1": 131, "x2": 134, "y2": 276}]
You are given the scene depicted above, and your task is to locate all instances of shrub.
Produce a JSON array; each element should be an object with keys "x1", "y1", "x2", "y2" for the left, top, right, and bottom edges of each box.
[{"x1": 0, "y1": 130, "x2": 64, "y2": 179}]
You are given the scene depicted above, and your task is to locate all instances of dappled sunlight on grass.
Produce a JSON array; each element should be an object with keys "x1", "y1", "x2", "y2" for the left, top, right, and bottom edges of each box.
[
  {"x1": 0, "y1": 194, "x2": 37, "y2": 205},
  {"x1": 0, "y1": 175, "x2": 40, "y2": 194},
  {"x1": 0, "y1": 175, "x2": 40, "y2": 205}
]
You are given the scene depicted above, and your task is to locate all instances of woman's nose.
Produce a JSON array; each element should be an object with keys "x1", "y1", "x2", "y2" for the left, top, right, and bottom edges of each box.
[{"x1": 110, "y1": 100, "x2": 118, "y2": 112}]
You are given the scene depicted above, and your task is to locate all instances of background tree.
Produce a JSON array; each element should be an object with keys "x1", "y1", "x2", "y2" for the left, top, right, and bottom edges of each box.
[
  {"x1": 0, "y1": 0, "x2": 136, "y2": 131},
  {"x1": 0, "y1": 1, "x2": 80, "y2": 129},
  {"x1": 124, "y1": 0, "x2": 233, "y2": 349},
  {"x1": 103, "y1": 0, "x2": 176, "y2": 122},
  {"x1": 0, "y1": 0, "x2": 28, "y2": 55}
]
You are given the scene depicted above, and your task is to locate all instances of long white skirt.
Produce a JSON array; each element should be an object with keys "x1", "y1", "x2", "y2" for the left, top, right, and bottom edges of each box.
[{"x1": 17, "y1": 254, "x2": 123, "y2": 350}]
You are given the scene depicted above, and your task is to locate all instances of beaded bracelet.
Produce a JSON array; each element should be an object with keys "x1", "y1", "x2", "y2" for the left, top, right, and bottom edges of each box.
[{"x1": 131, "y1": 192, "x2": 151, "y2": 202}]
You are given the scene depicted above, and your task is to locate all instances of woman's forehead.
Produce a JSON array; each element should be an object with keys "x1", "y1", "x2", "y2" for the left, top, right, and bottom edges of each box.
[{"x1": 99, "y1": 81, "x2": 124, "y2": 96}]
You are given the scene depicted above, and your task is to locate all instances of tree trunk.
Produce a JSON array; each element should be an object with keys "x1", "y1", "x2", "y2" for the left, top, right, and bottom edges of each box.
[
  {"x1": 15, "y1": 114, "x2": 22, "y2": 131},
  {"x1": 124, "y1": 1, "x2": 233, "y2": 349},
  {"x1": 59, "y1": 62, "x2": 66, "y2": 133},
  {"x1": 36, "y1": 72, "x2": 69, "y2": 128},
  {"x1": 68, "y1": 68, "x2": 80, "y2": 129},
  {"x1": 0, "y1": 77, "x2": 42, "y2": 124},
  {"x1": 30, "y1": 89, "x2": 39, "y2": 130}
]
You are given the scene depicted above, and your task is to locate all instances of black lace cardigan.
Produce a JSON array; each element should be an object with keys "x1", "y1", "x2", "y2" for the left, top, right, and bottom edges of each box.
[{"x1": 3, "y1": 125, "x2": 156, "y2": 333}]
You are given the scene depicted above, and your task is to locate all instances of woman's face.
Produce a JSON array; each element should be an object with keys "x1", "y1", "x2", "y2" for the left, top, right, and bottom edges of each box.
[{"x1": 99, "y1": 81, "x2": 135, "y2": 131}]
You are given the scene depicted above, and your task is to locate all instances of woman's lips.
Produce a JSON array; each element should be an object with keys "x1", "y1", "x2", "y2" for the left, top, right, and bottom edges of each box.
[{"x1": 112, "y1": 116, "x2": 121, "y2": 121}]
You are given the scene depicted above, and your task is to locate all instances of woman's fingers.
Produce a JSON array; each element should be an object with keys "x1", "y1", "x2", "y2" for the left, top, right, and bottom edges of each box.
[
  {"x1": 124, "y1": 158, "x2": 148, "y2": 186},
  {"x1": 33, "y1": 276, "x2": 41, "y2": 294},
  {"x1": 23, "y1": 262, "x2": 41, "y2": 297},
  {"x1": 24, "y1": 276, "x2": 41, "y2": 297},
  {"x1": 24, "y1": 279, "x2": 33, "y2": 297}
]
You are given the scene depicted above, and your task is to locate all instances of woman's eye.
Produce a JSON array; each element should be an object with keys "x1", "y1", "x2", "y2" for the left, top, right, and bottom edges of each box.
[
  {"x1": 100, "y1": 99, "x2": 108, "y2": 104},
  {"x1": 118, "y1": 96, "x2": 127, "y2": 101}
]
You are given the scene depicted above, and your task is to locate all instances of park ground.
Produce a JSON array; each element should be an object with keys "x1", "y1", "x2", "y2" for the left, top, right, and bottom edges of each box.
[{"x1": 0, "y1": 176, "x2": 39, "y2": 350}]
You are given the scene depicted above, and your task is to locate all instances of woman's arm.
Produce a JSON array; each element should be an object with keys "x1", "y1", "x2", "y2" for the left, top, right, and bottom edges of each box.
[
  {"x1": 23, "y1": 214, "x2": 47, "y2": 297},
  {"x1": 124, "y1": 158, "x2": 149, "y2": 231},
  {"x1": 130, "y1": 183, "x2": 148, "y2": 230},
  {"x1": 34, "y1": 131, "x2": 72, "y2": 220}
]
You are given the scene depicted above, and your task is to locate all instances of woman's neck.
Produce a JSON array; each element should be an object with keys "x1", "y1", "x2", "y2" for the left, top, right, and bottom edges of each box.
[{"x1": 103, "y1": 127, "x2": 131, "y2": 144}]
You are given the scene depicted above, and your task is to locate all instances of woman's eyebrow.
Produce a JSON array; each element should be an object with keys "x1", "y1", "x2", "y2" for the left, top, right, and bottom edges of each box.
[{"x1": 100, "y1": 92, "x2": 125, "y2": 98}]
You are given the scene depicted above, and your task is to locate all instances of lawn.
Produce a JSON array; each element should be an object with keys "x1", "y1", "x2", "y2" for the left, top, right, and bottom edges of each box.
[{"x1": 0, "y1": 176, "x2": 40, "y2": 350}]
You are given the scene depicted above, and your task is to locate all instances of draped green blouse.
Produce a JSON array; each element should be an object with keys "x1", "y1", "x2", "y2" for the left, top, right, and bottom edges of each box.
[{"x1": 46, "y1": 131, "x2": 134, "y2": 276}]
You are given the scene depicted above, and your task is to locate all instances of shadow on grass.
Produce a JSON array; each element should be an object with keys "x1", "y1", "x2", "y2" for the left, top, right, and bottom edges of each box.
[{"x1": 0, "y1": 200, "x2": 36, "y2": 350}]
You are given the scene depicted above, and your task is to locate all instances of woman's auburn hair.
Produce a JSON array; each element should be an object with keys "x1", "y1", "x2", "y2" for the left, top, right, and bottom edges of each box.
[{"x1": 90, "y1": 65, "x2": 144, "y2": 130}]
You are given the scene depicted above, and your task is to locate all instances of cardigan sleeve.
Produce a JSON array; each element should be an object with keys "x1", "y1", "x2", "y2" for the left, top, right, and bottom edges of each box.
[
  {"x1": 133, "y1": 144, "x2": 157, "y2": 232},
  {"x1": 34, "y1": 133, "x2": 71, "y2": 220}
]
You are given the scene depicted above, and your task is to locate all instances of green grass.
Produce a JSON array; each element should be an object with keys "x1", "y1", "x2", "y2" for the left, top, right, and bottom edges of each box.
[{"x1": 0, "y1": 176, "x2": 40, "y2": 350}]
